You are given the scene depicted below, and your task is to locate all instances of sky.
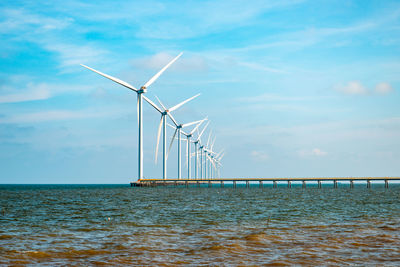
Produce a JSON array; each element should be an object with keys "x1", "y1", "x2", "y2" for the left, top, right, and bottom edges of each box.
[{"x1": 1, "y1": 0, "x2": 399, "y2": 183}]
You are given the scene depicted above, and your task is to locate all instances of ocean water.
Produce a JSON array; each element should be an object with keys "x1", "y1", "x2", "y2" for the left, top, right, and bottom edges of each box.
[{"x1": 1, "y1": 184, "x2": 399, "y2": 266}]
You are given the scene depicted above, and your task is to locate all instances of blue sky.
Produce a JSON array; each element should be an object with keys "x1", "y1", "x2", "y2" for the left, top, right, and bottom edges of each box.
[{"x1": 1, "y1": 0, "x2": 399, "y2": 183}]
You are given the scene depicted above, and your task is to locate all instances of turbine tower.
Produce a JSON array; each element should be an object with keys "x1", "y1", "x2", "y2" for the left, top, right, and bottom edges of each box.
[{"x1": 81, "y1": 52, "x2": 182, "y2": 181}]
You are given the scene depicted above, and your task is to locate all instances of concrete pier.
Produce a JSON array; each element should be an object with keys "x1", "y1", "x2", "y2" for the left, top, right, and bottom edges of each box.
[{"x1": 131, "y1": 177, "x2": 400, "y2": 188}]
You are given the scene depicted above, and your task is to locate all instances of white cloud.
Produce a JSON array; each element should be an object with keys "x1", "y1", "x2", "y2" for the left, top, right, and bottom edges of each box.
[
  {"x1": 0, "y1": 108, "x2": 126, "y2": 124},
  {"x1": 335, "y1": 81, "x2": 368, "y2": 95},
  {"x1": 132, "y1": 52, "x2": 209, "y2": 72},
  {"x1": 298, "y1": 148, "x2": 328, "y2": 157},
  {"x1": 251, "y1": 150, "x2": 270, "y2": 162},
  {"x1": 0, "y1": 84, "x2": 50, "y2": 103},
  {"x1": 44, "y1": 43, "x2": 108, "y2": 69},
  {"x1": 0, "y1": 8, "x2": 73, "y2": 34},
  {"x1": 375, "y1": 82, "x2": 394, "y2": 94},
  {"x1": 0, "y1": 81, "x2": 95, "y2": 104},
  {"x1": 0, "y1": 8, "x2": 107, "y2": 70},
  {"x1": 238, "y1": 62, "x2": 287, "y2": 74},
  {"x1": 135, "y1": 0, "x2": 305, "y2": 39},
  {"x1": 334, "y1": 81, "x2": 395, "y2": 95}
]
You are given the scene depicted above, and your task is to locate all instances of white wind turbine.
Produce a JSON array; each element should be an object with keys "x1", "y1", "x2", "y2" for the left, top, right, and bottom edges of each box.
[
  {"x1": 214, "y1": 151, "x2": 225, "y2": 178},
  {"x1": 181, "y1": 117, "x2": 207, "y2": 179},
  {"x1": 202, "y1": 131, "x2": 212, "y2": 179},
  {"x1": 81, "y1": 52, "x2": 182, "y2": 181},
  {"x1": 143, "y1": 93, "x2": 200, "y2": 180},
  {"x1": 205, "y1": 136, "x2": 217, "y2": 179},
  {"x1": 192, "y1": 122, "x2": 209, "y2": 179},
  {"x1": 168, "y1": 119, "x2": 205, "y2": 179}
]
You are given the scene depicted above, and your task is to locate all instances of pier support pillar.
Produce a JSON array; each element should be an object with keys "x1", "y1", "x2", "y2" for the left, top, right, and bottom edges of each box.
[
  {"x1": 302, "y1": 181, "x2": 306, "y2": 188},
  {"x1": 318, "y1": 181, "x2": 321, "y2": 189},
  {"x1": 385, "y1": 180, "x2": 389, "y2": 189},
  {"x1": 367, "y1": 180, "x2": 371, "y2": 189},
  {"x1": 221, "y1": 181, "x2": 224, "y2": 188},
  {"x1": 350, "y1": 180, "x2": 354, "y2": 189},
  {"x1": 273, "y1": 181, "x2": 277, "y2": 188},
  {"x1": 208, "y1": 181, "x2": 212, "y2": 188},
  {"x1": 246, "y1": 181, "x2": 250, "y2": 188},
  {"x1": 288, "y1": 181, "x2": 291, "y2": 188},
  {"x1": 233, "y1": 181, "x2": 236, "y2": 188},
  {"x1": 259, "y1": 181, "x2": 263, "y2": 188},
  {"x1": 334, "y1": 180, "x2": 338, "y2": 188},
  {"x1": 197, "y1": 181, "x2": 200, "y2": 188}
]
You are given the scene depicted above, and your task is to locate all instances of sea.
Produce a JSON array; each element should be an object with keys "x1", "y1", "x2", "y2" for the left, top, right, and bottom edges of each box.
[{"x1": 1, "y1": 183, "x2": 399, "y2": 266}]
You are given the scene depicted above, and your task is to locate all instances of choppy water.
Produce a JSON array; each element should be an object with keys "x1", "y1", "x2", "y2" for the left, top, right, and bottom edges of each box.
[{"x1": 1, "y1": 184, "x2": 400, "y2": 266}]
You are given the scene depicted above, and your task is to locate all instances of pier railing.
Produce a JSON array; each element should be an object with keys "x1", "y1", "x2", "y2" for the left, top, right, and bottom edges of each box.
[{"x1": 131, "y1": 177, "x2": 400, "y2": 188}]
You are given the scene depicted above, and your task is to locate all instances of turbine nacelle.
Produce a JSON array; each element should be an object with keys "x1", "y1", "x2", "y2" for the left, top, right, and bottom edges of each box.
[{"x1": 138, "y1": 87, "x2": 147, "y2": 94}]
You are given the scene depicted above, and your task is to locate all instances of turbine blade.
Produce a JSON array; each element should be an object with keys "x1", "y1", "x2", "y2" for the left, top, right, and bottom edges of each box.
[
  {"x1": 182, "y1": 119, "x2": 203, "y2": 128},
  {"x1": 143, "y1": 95, "x2": 163, "y2": 114},
  {"x1": 167, "y1": 123, "x2": 176, "y2": 129},
  {"x1": 211, "y1": 137, "x2": 216, "y2": 150},
  {"x1": 190, "y1": 117, "x2": 207, "y2": 135},
  {"x1": 167, "y1": 112, "x2": 179, "y2": 127},
  {"x1": 155, "y1": 95, "x2": 167, "y2": 111},
  {"x1": 143, "y1": 52, "x2": 183, "y2": 89},
  {"x1": 169, "y1": 93, "x2": 200, "y2": 112},
  {"x1": 80, "y1": 64, "x2": 138, "y2": 92},
  {"x1": 155, "y1": 117, "x2": 163, "y2": 164},
  {"x1": 197, "y1": 121, "x2": 209, "y2": 140},
  {"x1": 167, "y1": 128, "x2": 178, "y2": 159},
  {"x1": 216, "y1": 149, "x2": 224, "y2": 158},
  {"x1": 206, "y1": 131, "x2": 212, "y2": 147},
  {"x1": 181, "y1": 130, "x2": 189, "y2": 137},
  {"x1": 210, "y1": 159, "x2": 216, "y2": 169}
]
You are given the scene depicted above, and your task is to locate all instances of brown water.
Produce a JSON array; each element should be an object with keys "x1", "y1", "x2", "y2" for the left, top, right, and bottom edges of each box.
[{"x1": 1, "y1": 184, "x2": 400, "y2": 266}]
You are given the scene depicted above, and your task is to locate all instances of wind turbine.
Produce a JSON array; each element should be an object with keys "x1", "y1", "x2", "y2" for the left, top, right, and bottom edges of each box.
[
  {"x1": 214, "y1": 151, "x2": 225, "y2": 178},
  {"x1": 143, "y1": 93, "x2": 200, "y2": 180},
  {"x1": 203, "y1": 132, "x2": 212, "y2": 179},
  {"x1": 168, "y1": 119, "x2": 205, "y2": 179},
  {"x1": 182, "y1": 117, "x2": 207, "y2": 179},
  {"x1": 192, "y1": 122, "x2": 209, "y2": 179},
  {"x1": 204, "y1": 136, "x2": 217, "y2": 179},
  {"x1": 80, "y1": 52, "x2": 182, "y2": 181}
]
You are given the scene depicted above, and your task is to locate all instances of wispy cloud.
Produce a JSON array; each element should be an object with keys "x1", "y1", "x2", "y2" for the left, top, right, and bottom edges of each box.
[
  {"x1": 131, "y1": 52, "x2": 209, "y2": 72},
  {"x1": 298, "y1": 148, "x2": 328, "y2": 158},
  {"x1": 0, "y1": 7, "x2": 107, "y2": 70},
  {"x1": 238, "y1": 62, "x2": 287, "y2": 74},
  {"x1": 334, "y1": 81, "x2": 395, "y2": 95},
  {"x1": 0, "y1": 8, "x2": 73, "y2": 34},
  {"x1": 238, "y1": 93, "x2": 324, "y2": 103},
  {"x1": 0, "y1": 80, "x2": 95, "y2": 104},
  {"x1": 44, "y1": 43, "x2": 108, "y2": 69},
  {"x1": 0, "y1": 84, "x2": 50, "y2": 103},
  {"x1": 251, "y1": 150, "x2": 270, "y2": 162},
  {"x1": 0, "y1": 108, "x2": 126, "y2": 124},
  {"x1": 375, "y1": 82, "x2": 394, "y2": 94},
  {"x1": 135, "y1": 0, "x2": 306, "y2": 39},
  {"x1": 334, "y1": 81, "x2": 368, "y2": 95}
]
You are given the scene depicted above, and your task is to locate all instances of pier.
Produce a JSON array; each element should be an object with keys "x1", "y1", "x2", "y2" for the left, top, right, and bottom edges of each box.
[{"x1": 131, "y1": 177, "x2": 400, "y2": 188}]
